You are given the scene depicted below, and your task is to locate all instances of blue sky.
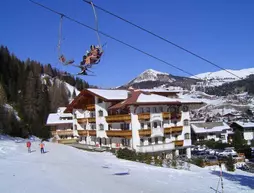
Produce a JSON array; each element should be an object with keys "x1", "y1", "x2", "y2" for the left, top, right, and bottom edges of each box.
[{"x1": 1, "y1": 0, "x2": 254, "y2": 88}]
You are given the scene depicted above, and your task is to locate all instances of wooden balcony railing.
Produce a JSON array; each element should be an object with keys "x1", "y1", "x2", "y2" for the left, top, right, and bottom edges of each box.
[
  {"x1": 164, "y1": 126, "x2": 183, "y2": 134},
  {"x1": 105, "y1": 114, "x2": 131, "y2": 123},
  {"x1": 138, "y1": 113, "x2": 150, "y2": 120},
  {"x1": 86, "y1": 104, "x2": 95, "y2": 111},
  {"x1": 162, "y1": 112, "x2": 171, "y2": 119},
  {"x1": 106, "y1": 130, "x2": 132, "y2": 138},
  {"x1": 78, "y1": 130, "x2": 87, "y2": 136},
  {"x1": 77, "y1": 130, "x2": 96, "y2": 136},
  {"x1": 139, "y1": 129, "x2": 151, "y2": 136},
  {"x1": 56, "y1": 130, "x2": 73, "y2": 136},
  {"x1": 77, "y1": 117, "x2": 96, "y2": 124},
  {"x1": 58, "y1": 138, "x2": 78, "y2": 144},
  {"x1": 174, "y1": 140, "x2": 184, "y2": 147},
  {"x1": 87, "y1": 130, "x2": 96, "y2": 136}
]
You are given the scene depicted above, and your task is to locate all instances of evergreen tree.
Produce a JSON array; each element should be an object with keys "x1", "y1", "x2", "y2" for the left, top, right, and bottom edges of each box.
[
  {"x1": 225, "y1": 156, "x2": 235, "y2": 172},
  {"x1": 0, "y1": 44, "x2": 90, "y2": 138},
  {"x1": 232, "y1": 129, "x2": 246, "y2": 149},
  {"x1": 0, "y1": 82, "x2": 7, "y2": 106}
]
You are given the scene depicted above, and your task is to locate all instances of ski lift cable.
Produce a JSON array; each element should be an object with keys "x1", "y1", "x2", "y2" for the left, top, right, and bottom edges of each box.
[
  {"x1": 90, "y1": 1, "x2": 101, "y2": 47},
  {"x1": 82, "y1": 0, "x2": 243, "y2": 80},
  {"x1": 28, "y1": 0, "x2": 202, "y2": 79}
]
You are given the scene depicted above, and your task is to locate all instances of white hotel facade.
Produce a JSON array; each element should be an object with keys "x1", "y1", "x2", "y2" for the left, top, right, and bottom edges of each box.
[{"x1": 46, "y1": 88, "x2": 203, "y2": 158}]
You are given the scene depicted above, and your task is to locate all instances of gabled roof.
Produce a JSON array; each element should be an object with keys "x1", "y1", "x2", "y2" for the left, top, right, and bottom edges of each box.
[
  {"x1": 109, "y1": 91, "x2": 181, "y2": 110},
  {"x1": 233, "y1": 121, "x2": 254, "y2": 128},
  {"x1": 191, "y1": 122, "x2": 231, "y2": 134},
  {"x1": 87, "y1": 88, "x2": 128, "y2": 100},
  {"x1": 140, "y1": 89, "x2": 181, "y2": 93},
  {"x1": 46, "y1": 113, "x2": 73, "y2": 125}
]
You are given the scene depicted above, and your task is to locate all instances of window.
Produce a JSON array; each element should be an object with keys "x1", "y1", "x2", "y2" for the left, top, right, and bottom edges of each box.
[
  {"x1": 184, "y1": 133, "x2": 190, "y2": 139},
  {"x1": 153, "y1": 122, "x2": 158, "y2": 128},
  {"x1": 91, "y1": 125, "x2": 95, "y2": 130},
  {"x1": 148, "y1": 138, "x2": 152, "y2": 144},
  {"x1": 146, "y1": 107, "x2": 150, "y2": 113},
  {"x1": 108, "y1": 124, "x2": 112, "y2": 130},
  {"x1": 141, "y1": 123, "x2": 144, "y2": 129},
  {"x1": 155, "y1": 137, "x2": 158, "y2": 144},
  {"x1": 99, "y1": 124, "x2": 104, "y2": 130},
  {"x1": 140, "y1": 107, "x2": 144, "y2": 113},
  {"x1": 140, "y1": 138, "x2": 144, "y2": 146},
  {"x1": 147, "y1": 122, "x2": 151, "y2": 128},
  {"x1": 183, "y1": 119, "x2": 189, "y2": 126},
  {"x1": 159, "y1": 106, "x2": 163, "y2": 112},
  {"x1": 98, "y1": 110, "x2": 103, "y2": 117},
  {"x1": 121, "y1": 123, "x2": 129, "y2": 130},
  {"x1": 98, "y1": 98, "x2": 103, "y2": 103},
  {"x1": 153, "y1": 107, "x2": 157, "y2": 113},
  {"x1": 90, "y1": 112, "x2": 95, "y2": 117}
]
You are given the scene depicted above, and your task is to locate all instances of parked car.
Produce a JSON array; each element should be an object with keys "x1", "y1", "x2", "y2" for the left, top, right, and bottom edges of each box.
[{"x1": 218, "y1": 149, "x2": 237, "y2": 157}]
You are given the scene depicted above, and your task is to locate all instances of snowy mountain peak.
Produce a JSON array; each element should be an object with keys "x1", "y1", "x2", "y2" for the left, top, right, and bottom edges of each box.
[
  {"x1": 129, "y1": 69, "x2": 172, "y2": 84},
  {"x1": 143, "y1": 69, "x2": 169, "y2": 76}
]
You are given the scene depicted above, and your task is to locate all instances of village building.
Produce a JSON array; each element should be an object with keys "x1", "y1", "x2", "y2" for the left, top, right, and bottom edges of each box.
[{"x1": 46, "y1": 88, "x2": 203, "y2": 158}]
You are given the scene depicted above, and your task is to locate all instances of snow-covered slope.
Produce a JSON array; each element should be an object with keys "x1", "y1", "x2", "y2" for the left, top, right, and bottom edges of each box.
[
  {"x1": 41, "y1": 74, "x2": 80, "y2": 100},
  {"x1": 0, "y1": 138, "x2": 253, "y2": 193},
  {"x1": 191, "y1": 68, "x2": 254, "y2": 87}
]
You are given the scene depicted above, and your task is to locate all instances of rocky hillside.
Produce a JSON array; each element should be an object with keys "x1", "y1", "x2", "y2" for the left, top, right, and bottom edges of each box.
[{"x1": 120, "y1": 69, "x2": 198, "y2": 89}]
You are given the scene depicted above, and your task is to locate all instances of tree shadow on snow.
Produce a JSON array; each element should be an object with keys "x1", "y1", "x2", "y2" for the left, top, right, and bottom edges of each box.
[{"x1": 210, "y1": 170, "x2": 254, "y2": 189}]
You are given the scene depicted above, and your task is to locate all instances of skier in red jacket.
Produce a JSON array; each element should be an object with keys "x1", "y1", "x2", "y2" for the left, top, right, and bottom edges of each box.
[{"x1": 26, "y1": 141, "x2": 31, "y2": 153}]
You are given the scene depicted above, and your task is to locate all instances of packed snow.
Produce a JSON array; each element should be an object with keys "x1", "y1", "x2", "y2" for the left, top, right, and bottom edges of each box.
[{"x1": 0, "y1": 137, "x2": 253, "y2": 193}]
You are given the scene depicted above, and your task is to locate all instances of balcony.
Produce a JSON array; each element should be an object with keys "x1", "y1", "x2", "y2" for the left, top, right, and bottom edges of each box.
[
  {"x1": 106, "y1": 130, "x2": 132, "y2": 138},
  {"x1": 162, "y1": 112, "x2": 171, "y2": 119},
  {"x1": 86, "y1": 104, "x2": 95, "y2": 111},
  {"x1": 138, "y1": 113, "x2": 150, "y2": 120},
  {"x1": 105, "y1": 114, "x2": 131, "y2": 123},
  {"x1": 174, "y1": 140, "x2": 184, "y2": 147},
  {"x1": 139, "y1": 129, "x2": 151, "y2": 136},
  {"x1": 164, "y1": 126, "x2": 183, "y2": 134},
  {"x1": 78, "y1": 130, "x2": 87, "y2": 136},
  {"x1": 77, "y1": 117, "x2": 96, "y2": 124},
  {"x1": 56, "y1": 130, "x2": 73, "y2": 136},
  {"x1": 87, "y1": 130, "x2": 96, "y2": 136},
  {"x1": 58, "y1": 138, "x2": 78, "y2": 144}
]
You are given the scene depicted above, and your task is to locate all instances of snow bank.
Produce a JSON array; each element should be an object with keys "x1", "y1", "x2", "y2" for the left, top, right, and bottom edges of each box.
[{"x1": 0, "y1": 139, "x2": 253, "y2": 193}]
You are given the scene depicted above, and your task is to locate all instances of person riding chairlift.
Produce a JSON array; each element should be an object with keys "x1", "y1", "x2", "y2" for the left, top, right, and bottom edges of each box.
[
  {"x1": 59, "y1": 54, "x2": 74, "y2": 65},
  {"x1": 81, "y1": 45, "x2": 103, "y2": 65}
]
